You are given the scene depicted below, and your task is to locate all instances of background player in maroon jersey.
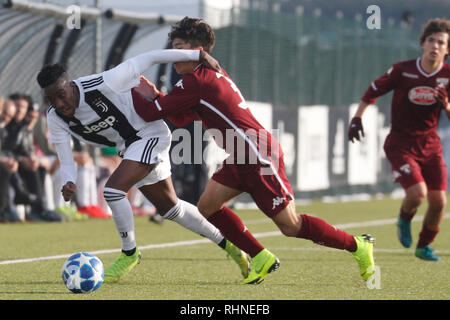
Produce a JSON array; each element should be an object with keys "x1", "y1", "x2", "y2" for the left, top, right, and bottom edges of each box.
[
  {"x1": 348, "y1": 18, "x2": 450, "y2": 261},
  {"x1": 133, "y1": 17, "x2": 376, "y2": 284}
]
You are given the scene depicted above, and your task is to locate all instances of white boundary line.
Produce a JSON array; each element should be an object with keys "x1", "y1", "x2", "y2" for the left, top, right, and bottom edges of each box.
[
  {"x1": 271, "y1": 247, "x2": 450, "y2": 254},
  {"x1": 0, "y1": 213, "x2": 448, "y2": 265}
]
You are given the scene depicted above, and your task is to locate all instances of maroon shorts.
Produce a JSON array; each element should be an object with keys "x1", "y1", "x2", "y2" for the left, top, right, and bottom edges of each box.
[
  {"x1": 211, "y1": 157, "x2": 294, "y2": 218},
  {"x1": 383, "y1": 131, "x2": 447, "y2": 191}
]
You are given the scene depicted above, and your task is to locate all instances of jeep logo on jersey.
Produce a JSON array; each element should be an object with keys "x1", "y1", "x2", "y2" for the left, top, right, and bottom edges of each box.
[
  {"x1": 82, "y1": 115, "x2": 116, "y2": 133},
  {"x1": 408, "y1": 86, "x2": 436, "y2": 106}
]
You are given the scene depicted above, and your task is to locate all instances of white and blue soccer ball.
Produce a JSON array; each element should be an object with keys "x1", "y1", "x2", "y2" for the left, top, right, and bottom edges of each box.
[{"x1": 61, "y1": 252, "x2": 104, "y2": 293}]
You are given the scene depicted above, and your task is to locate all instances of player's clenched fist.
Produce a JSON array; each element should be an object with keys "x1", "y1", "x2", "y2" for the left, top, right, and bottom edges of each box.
[
  {"x1": 61, "y1": 181, "x2": 77, "y2": 202},
  {"x1": 435, "y1": 85, "x2": 449, "y2": 109},
  {"x1": 348, "y1": 117, "x2": 365, "y2": 143}
]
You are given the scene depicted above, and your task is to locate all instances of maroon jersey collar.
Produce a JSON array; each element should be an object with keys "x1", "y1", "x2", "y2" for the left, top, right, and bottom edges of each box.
[{"x1": 416, "y1": 57, "x2": 443, "y2": 78}]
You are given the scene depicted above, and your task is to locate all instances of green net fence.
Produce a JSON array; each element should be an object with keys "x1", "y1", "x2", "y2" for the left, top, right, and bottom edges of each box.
[{"x1": 213, "y1": 6, "x2": 423, "y2": 110}]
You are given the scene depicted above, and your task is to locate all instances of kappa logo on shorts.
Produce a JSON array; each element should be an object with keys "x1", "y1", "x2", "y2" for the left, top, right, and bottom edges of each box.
[
  {"x1": 400, "y1": 164, "x2": 411, "y2": 175},
  {"x1": 272, "y1": 197, "x2": 285, "y2": 210},
  {"x1": 393, "y1": 164, "x2": 411, "y2": 180}
]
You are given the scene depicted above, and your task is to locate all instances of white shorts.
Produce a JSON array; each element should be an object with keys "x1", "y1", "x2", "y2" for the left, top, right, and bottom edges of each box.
[{"x1": 122, "y1": 137, "x2": 172, "y2": 188}]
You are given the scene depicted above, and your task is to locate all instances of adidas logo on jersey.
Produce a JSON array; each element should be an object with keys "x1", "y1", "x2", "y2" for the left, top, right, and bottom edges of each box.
[{"x1": 82, "y1": 115, "x2": 116, "y2": 133}]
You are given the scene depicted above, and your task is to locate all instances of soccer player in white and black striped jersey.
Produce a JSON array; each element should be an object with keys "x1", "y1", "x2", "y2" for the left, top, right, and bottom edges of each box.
[{"x1": 36, "y1": 49, "x2": 251, "y2": 283}]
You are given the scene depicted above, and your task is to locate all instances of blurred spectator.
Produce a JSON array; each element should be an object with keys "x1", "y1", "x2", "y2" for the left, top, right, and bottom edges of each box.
[
  {"x1": 72, "y1": 150, "x2": 111, "y2": 219},
  {"x1": 5, "y1": 93, "x2": 63, "y2": 222},
  {"x1": 24, "y1": 102, "x2": 86, "y2": 221},
  {"x1": 401, "y1": 10, "x2": 414, "y2": 28},
  {"x1": 0, "y1": 98, "x2": 20, "y2": 222}
]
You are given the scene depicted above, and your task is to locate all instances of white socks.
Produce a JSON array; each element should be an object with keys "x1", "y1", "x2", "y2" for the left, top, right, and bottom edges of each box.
[
  {"x1": 162, "y1": 199, "x2": 224, "y2": 245},
  {"x1": 104, "y1": 187, "x2": 224, "y2": 251},
  {"x1": 103, "y1": 187, "x2": 136, "y2": 251}
]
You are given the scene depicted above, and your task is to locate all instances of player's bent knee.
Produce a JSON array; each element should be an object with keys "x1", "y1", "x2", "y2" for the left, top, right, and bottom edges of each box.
[
  {"x1": 197, "y1": 197, "x2": 221, "y2": 218},
  {"x1": 272, "y1": 204, "x2": 302, "y2": 237},
  {"x1": 411, "y1": 198, "x2": 425, "y2": 209},
  {"x1": 273, "y1": 217, "x2": 302, "y2": 237},
  {"x1": 429, "y1": 198, "x2": 446, "y2": 213},
  {"x1": 278, "y1": 225, "x2": 298, "y2": 237},
  {"x1": 407, "y1": 192, "x2": 426, "y2": 208},
  {"x1": 406, "y1": 184, "x2": 427, "y2": 204},
  {"x1": 103, "y1": 187, "x2": 126, "y2": 203},
  {"x1": 196, "y1": 201, "x2": 213, "y2": 218}
]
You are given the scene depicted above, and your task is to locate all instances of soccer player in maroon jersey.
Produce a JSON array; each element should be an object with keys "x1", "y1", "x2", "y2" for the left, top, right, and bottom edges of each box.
[
  {"x1": 132, "y1": 17, "x2": 376, "y2": 284},
  {"x1": 348, "y1": 18, "x2": 450, "y2": 261}
]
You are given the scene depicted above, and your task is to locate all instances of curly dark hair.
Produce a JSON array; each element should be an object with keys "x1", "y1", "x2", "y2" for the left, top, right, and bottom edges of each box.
[
  {"x1": 36, "y1": 63, "x2": 66, "y2": 88},
  {"x1": 168, "y1": 17, "x2": 215, "y2": 53},
  {"x1": 419, "y1": 18, "x2": 450, "y2": 58}
]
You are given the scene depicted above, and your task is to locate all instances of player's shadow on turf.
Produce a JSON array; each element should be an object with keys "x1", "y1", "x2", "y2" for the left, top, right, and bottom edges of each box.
[
  {"x1": 0, "y1": 280, "x2": 67, "y2": 295},
  {"x1": 109, "y1": 280, "x2": 233, "y2": 286},
  {"x1": 0, "y1": 291, "x2": 70, "y2": 295},
  {"x1": 142, "y1": 257, "x2": 227, "y2": 262},
  {"x1": 1, "y1": 280, "x2": 59, "y2": 285}
]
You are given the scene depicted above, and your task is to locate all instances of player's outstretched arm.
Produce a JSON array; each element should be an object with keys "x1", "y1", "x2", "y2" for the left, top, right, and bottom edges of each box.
[
  {"x1": 132, "y1": 49, "x2": 200, "y2": 72},
  {"x1": 105, "y1": 49, "x2": 212, "y2": 92},
  {"x1": 131, "y1": 49, "x2": 221, "y2": 73}
]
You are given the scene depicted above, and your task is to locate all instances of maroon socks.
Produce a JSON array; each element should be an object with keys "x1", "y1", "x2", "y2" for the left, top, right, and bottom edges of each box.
[
  {"x1": 297, "y1": 214, "x2": 357, "y2": 252},
  {"x1": 399, "y1": 208, "x2": 416, "y2": 222},
  {"x1": 208, "y1": 209, "x2": 358, "y2": 256},
  {"x1": 207, "y1": 207, "x2": 264, "y2": 257},
  {"x1": 417, "y1": 225, "x2": 439, "y2": 248}
]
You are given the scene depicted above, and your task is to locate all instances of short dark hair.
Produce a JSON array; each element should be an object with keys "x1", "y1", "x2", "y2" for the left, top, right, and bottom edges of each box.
[
  {"x1": 419, "y1": 18, "x2": 450, "y2": 57},
  {"x1": 9, "y1": 92, "x2": 25, "y2": 101},
  {"x1": 37, "y1": 63, "x2": 66, "y2": 88},
  {"x1": 168, "y1": 17, "x2": 215, "y2": 53}
]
